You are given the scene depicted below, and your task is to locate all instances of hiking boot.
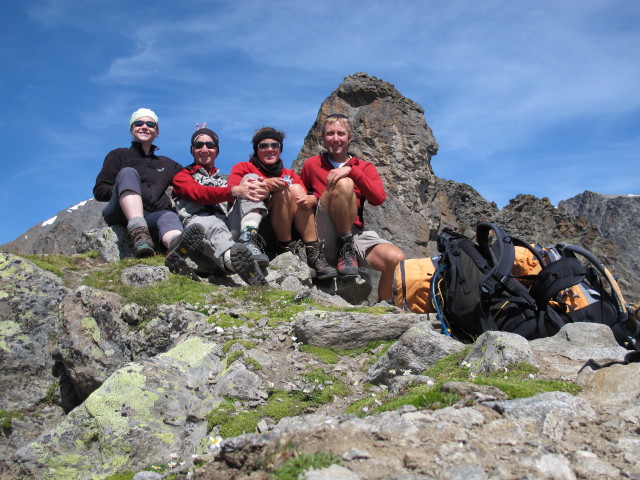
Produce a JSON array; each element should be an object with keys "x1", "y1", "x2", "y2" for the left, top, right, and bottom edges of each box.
[
  {"x1": 229, "y1": 243, "x2": 268, "y2": 286},
  {"x1": 164, "y1": 223, "x2": 205, "y2": 280},
  {"x1": 130, "y1": 226, "x2": 155, "y2": 258},
  {"x1": 337, "y1": 238, "x2": 359, "y2": 278},
  {"x1": 305, "y1": 241, "x2": 337, "y2": 281},
  {"x1": 239, "y1": 228, "x2": 269, "y2": 268},
  {"x1": 278, "y1": 239, "x2": 316, "y2": 278}
]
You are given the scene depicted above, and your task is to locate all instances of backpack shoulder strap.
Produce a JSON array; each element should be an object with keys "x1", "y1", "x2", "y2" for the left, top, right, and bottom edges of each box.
[
  {"x1": 476, "y1": 222, "x2": 515, "y2": 294},
  {"x1": 529, "y1": 257, "x2": 588, "y2": 309},
  {"x1": 557, "y1": 243, "x2": 628, "y2": 315}
]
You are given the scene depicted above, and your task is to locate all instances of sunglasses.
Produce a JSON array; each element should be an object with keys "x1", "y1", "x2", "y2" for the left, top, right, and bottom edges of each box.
[
  {"x1": 131, "y1": 120, "x2": 158, "y2": 129},
  {"x1": 193, "y1": 141, "x2": 217, "y2": 149},
  {"x1": 258, "y1": 142, "x2": 280, "y2": 150},
  {"x1": 325, "y1": 113, "x2": 348, "y2": 120}
]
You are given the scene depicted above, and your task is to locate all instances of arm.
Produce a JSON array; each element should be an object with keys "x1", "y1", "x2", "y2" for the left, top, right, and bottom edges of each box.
[
  {"x1": 228, "y1": 162, "x2": 269, "y2": 200},
  {"x1": 172, "y1": 169, "x2": 234, "y2": 204},
  {"x1": 348, "y1": 159, "x2": 386, "y2": 206},
  {"x1": 93, "y1": 151, "x2": 119, "y2": 201}
]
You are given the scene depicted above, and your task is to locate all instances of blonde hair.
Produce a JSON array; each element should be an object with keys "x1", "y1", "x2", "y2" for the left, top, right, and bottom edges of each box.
[{"x1": 321, "y1": 113, "x2": 352, "y2": 136}]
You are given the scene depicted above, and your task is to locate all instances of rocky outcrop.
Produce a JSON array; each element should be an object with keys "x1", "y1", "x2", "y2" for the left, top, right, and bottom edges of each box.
[
  {"x1": 1, "y1": 251, "x2": 640, "y2": 479},
  {"x1": 559, "y1": 191, "x2": 640, "y2": 299}
]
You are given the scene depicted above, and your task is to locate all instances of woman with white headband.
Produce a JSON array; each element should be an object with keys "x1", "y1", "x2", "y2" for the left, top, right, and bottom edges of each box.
[{"x1": 93, "y1": 108, "x2": 204, "y2": 278}]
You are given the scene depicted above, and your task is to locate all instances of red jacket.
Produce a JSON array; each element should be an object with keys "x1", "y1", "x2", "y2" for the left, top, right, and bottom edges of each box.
[
  {"x1": 172, "y1": 164, "x2": 234, "y2": 204},
  {"x1": 300, "y1": 154, "x2": 386, "y2": 228},
  {"x1": 228, "y1": 161, "x2": 305, "y2": 187}
]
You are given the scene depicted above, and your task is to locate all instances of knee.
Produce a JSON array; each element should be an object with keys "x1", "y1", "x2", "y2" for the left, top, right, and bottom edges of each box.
[
  {"x1": 333, "y1": 177, "x2": 355, "y2": 195},
  {"x1": 289, "y1": 184, "x2": 306, "y2": 198},
  {"x1": 116, "y1": 167, "x2": 140, "y2": 182},
  {"x1": 384, "y1": 247, "x2": 405, "y2": 269}
]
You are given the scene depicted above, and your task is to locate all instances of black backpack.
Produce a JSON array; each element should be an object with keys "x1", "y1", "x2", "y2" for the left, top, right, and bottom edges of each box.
[{"x1": 432, "y1": 222, "x2": 639, "y2": 349}]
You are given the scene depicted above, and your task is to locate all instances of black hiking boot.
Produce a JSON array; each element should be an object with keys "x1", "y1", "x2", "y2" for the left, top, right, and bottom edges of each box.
[
  {"x1": 165, "y1": 223, "x2": 205, "y2": 280},
  {"x1": 230, "y1": 243, "x2": 268, "y2": 286}
]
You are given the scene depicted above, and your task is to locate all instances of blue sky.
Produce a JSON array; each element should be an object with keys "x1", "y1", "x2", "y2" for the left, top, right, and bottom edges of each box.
[{"x1": 1, "y1": 0, "x2": 638, "y2": 245}]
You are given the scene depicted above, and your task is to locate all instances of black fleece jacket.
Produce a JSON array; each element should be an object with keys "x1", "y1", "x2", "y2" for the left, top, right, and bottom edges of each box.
[{"x1": 93, "y1": 141, "x2": 183, "y2": 212}]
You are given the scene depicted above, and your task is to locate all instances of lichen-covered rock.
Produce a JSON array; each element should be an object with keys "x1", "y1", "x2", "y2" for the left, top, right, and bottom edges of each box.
[
  {"x1": 121, "y1": 264, "x2": 170, "y2": 287},
  {"x1": 129, "y1": 304, "x2": 211, "y2": 359},
  {"x1": 463, "y1": 331, "x2": 535, "y2": 375},
  {"x1": 366, "y1": 321, "x2": 465, "y2": 385},
  {"x1": 0, "y1": 253, "x2": 68, "y2": 410},
  {"x1": 54, "y1": 285, "x2": 131, "y2": 401},
  {"x1": 14, "y1": 337, "x2": 222, "y2": 480},
  {"x1": 293, "y1": 310, "x2": 424, "y2": 349}
]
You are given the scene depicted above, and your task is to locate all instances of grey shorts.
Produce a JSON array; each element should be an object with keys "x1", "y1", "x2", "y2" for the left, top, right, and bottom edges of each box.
[{"x1": 316, "y1": 202, "x2": 391, "y2": 266}]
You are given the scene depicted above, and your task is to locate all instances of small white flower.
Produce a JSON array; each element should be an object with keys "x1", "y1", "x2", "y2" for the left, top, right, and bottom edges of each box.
[
  {"x1": 168, "y1": 461, "x2": 177, "y2": 468},
  {"x1": 374, "y1": 399, "x2": 382, "y2": 406},
  {"x1": 267, "y1": 381, "x2": 275, "y2": 388},
  {"x1": 209, "y1": 435, "x2": 223, "y2": 449},
  {"x1": 291, "y1": 336, "x2": 297, "y2": 342},
  {"x1": 388, "y1": 369, "x2": 397, "y2": 375},
  {"x1": 214, "y1": 326, "x2": 224, "y2": 334},
  {"x1": 469, "y1": 372, "x2": 477, "y2": 379},
  {"x1": 528, "y1": 373, "x2": 535, "y2": 379},
  {"x1": 362, "y1": 406, "x2": 369, "y2": 412},
  {"x1": 427, "y1": 379, "x2": 435, "y2": 386},
  {"x1": 352, "y1": 380, "x2": 359, "y2": 386},
  {"x1": 402, "y1": 369, "x2": 412, "y2": 376}
]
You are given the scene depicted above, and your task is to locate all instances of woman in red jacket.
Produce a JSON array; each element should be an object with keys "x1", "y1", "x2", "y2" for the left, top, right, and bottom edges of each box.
[{"x1": 228, "y1": 127, "x2": 336, "y2": 280}]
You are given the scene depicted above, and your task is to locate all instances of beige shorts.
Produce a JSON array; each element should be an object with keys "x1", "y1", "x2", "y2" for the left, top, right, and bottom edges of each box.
[{"x1": 316, "y1": 202, "x2": 391, "y2": 266}]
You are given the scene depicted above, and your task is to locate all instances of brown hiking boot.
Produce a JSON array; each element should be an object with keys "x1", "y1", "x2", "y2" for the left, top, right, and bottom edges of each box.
[
  {"x1": 305, "y1": 241, "x2": 337, "y2": 280},
  {"x1": 129, "y1": 226, "x2": 155, "y2": 258}
]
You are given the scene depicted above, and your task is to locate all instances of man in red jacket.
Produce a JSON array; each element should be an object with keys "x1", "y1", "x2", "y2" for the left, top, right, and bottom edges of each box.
[{"x1": 300, "y1": 114, "x2": 404, "y2": 302}]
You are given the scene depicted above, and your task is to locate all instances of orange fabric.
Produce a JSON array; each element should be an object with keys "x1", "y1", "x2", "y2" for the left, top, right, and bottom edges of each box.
[{"x1": 393, "y1": 258, "x2": 437, "y2": 313}]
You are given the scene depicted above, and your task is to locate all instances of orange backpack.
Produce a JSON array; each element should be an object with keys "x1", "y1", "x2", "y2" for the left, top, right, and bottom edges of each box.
[{"x1": 393, "y1": 257, "x2": 438, "y2": 313}]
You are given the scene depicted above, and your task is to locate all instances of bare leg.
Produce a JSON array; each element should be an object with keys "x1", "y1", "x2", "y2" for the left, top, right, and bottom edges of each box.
[
  {"x1": 119, "y1": 190, "x2": 144, "y2": 221},
  {"x1": 319, "y1": 177, "x2": 357, "y2": 235},
  {"x1": 365, "y1": 243, "x2": 405, "y2": 301},
  {"x1": 269, "y1": 189, "x2": 295, "y2": 242}
]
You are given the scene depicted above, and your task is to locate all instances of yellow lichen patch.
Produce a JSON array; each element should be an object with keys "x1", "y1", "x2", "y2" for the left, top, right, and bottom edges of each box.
[
  {"x1": 158, "y1": 337, "x2": 216, "y2": 369},
  {"x1": 81, "y1": 317, "x2": 101, "y2": 343},
  {"x1": 0, "y1": 321, "x2": 22, "y2": 352},
  {"x1": 84, "y1": 364, "x2": 158, "y2": 435},
  {"x1": 154, "y1": 432, "x2": 174, "y2": 444}
]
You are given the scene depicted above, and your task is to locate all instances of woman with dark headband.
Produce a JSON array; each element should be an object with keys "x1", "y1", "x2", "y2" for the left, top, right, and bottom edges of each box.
[
  {"x1": 227, "y1": 127, "x2": 336, "y2": 280},
  {"x1": 93, "y1": 107, "x2": 204, "y2": 278},
  {"x1": 170, "y1": 127, "x2": 269, "y2": 286}
]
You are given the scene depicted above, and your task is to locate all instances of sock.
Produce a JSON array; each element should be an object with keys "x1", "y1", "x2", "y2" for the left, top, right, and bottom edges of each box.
[
  {"x1": 240, "y1": 211, "x2": 262, "y2": 232},
  {"x1": 337, "y1": 233, "x2": 353, "y2": 244},
  {"x1": 127, "y1": 216, "x2": 147, "y2": 233},
  {"x1": 223, "y1": 248, "x2": 235, "y2": 272}
]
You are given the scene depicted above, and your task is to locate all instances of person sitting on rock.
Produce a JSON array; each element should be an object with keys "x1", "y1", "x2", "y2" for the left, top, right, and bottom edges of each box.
[
  {"x1": 170, "y1": 127, "x2": 269, "y2": 286},
  {"x1": 227, "y1": 127, "x2": 336, "y2": 280},
  {"x1": 300, "y1": 113, "x2": 404, "y2": 301},
  {"x1": 93, "y1": 107, "x2": 204, "y2": 278}
]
